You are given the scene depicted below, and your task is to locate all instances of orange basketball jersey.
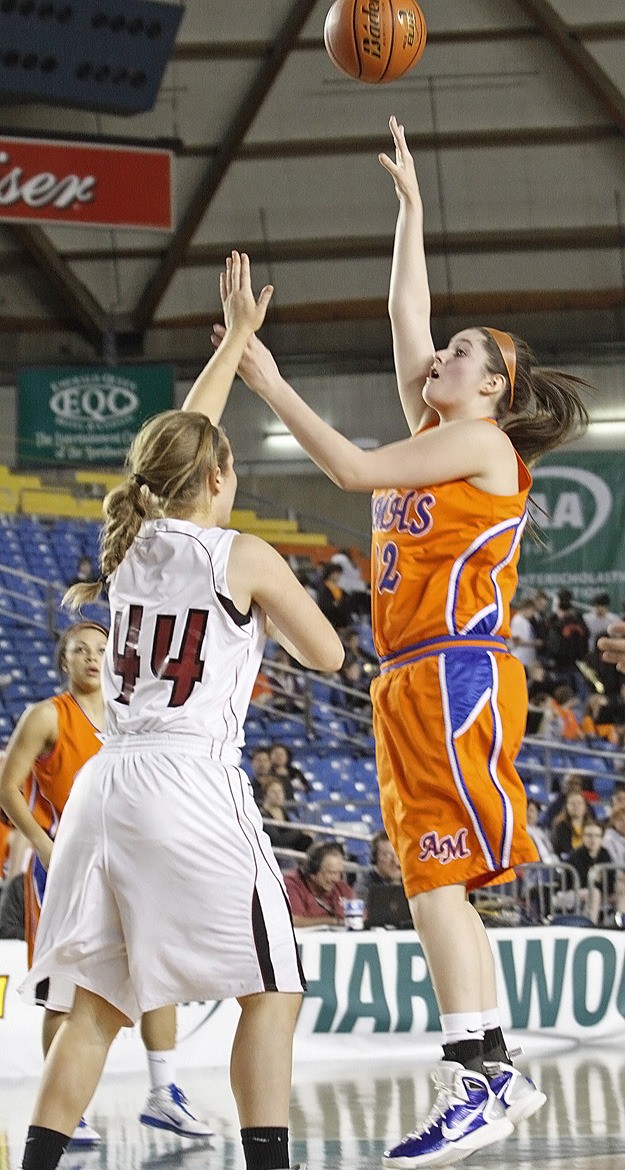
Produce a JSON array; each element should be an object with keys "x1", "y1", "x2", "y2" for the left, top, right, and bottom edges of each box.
[
  {"x1": 371, "y1": 452, "x2": 531, "y2": 664},
  {"x1": 25, "y1": 691, "x2": 102, "y2": 964},
  {"x1": 370, "y1": 446, "x2": 537, "y2": 896},
  {"x1": 24, "y1": 692, "x2": 102, "y2": 839}
]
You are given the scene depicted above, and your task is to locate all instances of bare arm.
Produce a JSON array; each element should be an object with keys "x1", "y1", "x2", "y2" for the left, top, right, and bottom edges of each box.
[
  {"x1": 226, "y1": 535, "x2": 344, "y2": 672},
  {"x1": 378, "y1": 117, "x2": 436, "y2": 434},
  {"x1": 211, "y1": 330, "x2": 518, "y2": 495},
  {"x1": 0, "y1": 701, "x2": 59, "y2": 871},
  {"x1": 182, "y1": 252, "x2": 273, "y2": 422}
]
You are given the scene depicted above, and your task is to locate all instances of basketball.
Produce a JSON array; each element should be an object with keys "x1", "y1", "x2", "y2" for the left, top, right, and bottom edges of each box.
[{"x1": 323, "y1": 0, "x2": 427, "y2": 84}]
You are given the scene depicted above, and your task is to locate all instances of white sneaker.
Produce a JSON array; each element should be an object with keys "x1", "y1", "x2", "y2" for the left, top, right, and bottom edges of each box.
[
  {"x1": 68, "y1": 1118, "x2": 101, "y2": 1146},
  {"x1": 485, "y1": 1061, "x2": 547, "y2": 1123},
  {"x1": 383, "y1": 1062, "x2": 513, "y2": 1168},
  {"x1": 139, "y1": 1083, "x2": 214, "y2": 1138}
]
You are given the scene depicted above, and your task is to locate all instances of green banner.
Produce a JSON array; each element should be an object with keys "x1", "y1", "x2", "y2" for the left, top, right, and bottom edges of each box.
[
  {"x1": 18, "y1": 365, "x2": 174, "y2": 466},
  {"x1": 519, "y1": 451, "x2": 625, "y2": 602}
]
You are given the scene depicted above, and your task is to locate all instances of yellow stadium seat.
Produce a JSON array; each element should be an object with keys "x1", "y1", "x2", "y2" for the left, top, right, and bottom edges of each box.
[
  {"x1": 74, "y1": 470, "x2": 124, "y2": 491},
  {"x1": 20, "y1": 490, "x2": 80, "y2": 517},
  {"x1": 0, "y1": 487, "x2": 18, "y2": 514},
  {"x1": 76, "y1": 498, "x2": 105, "y2": 520}
]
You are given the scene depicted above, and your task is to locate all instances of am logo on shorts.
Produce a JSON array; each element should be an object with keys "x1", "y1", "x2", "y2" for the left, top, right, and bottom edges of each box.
[{"x1": 419, "y1": 828, "x2": 471, "y2": 864}]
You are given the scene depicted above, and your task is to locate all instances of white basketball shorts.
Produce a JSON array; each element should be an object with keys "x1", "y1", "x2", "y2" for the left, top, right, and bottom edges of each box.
[{"x1": 19, "y1": 733, "x2": 305, "y2": 1022}]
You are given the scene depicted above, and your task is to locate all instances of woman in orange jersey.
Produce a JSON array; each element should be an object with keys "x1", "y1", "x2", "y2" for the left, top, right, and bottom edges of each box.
[
  {"x1": 0, "y1": 622, "x2": 211, "y2": 1146},
  {"x1": 212, "y1": 119, "x2": 590, "y2": 1168}
]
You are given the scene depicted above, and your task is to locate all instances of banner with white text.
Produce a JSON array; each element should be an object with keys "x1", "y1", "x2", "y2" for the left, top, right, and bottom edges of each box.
[
  {"x1": 2, "y1": 927, "x2": 625, "y2": 1079},
  {"x1": 18, "y1": 364, "x2": 174, "y2": 466},
  {"x1": 518, "y1": 451, "x2": 625, "y2": 602}
]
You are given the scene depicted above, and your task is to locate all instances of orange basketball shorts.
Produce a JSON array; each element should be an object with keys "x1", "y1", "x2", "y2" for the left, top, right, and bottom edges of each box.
[{"x1": 371, "y1": 640, "x2": 538, "y2": 898}]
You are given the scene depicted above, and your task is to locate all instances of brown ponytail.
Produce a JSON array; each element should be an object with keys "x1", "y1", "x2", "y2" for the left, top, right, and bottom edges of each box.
[
  {"x1": 479, "y1": 330, "x2": 590, "y2": 466},
  {"x1": 63, "y1": 410, "x2": 230, "y2": 611}
]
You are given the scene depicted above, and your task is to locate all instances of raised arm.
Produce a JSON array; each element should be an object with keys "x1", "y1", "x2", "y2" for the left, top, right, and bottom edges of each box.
[
  {"x1": 210, "y1": 327, "x2": 517, "y2": 495},
  {"x1": 0, "y1": 701, "x2": 59, "y2": 871},
  {"x1": 378, "y1": 116, "x2": 436, "y2": 434},
  {"x1": 182, "y1": 251, "x2": 273, "y2": 422}
]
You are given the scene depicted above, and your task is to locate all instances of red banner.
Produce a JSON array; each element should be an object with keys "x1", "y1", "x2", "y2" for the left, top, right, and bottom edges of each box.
[{"x1": 0, "y1": 136, "x2": 173, "y2": 230}]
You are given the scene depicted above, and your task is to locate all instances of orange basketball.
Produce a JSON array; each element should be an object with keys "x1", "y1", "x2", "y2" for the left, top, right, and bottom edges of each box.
[{"x1": 324, "y1": 0, "x2": 427, "y2": 84}]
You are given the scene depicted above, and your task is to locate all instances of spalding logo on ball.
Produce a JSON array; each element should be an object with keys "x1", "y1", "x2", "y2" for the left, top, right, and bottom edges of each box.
[{"x1": 324, "y1": 0, "x2": 427, "y2": 83}]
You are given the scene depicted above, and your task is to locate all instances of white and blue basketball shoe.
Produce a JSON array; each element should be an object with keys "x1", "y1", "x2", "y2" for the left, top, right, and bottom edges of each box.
[
  {"x1": 485, "y1": 1061, "x2": 546, "y2": 1123},
  {"x1": 383, "y1": 1061, "x2": 514, "y2": 1168},
  {"x1": 139, "y1": 1083, "x2": 213, "y2": 1138}
]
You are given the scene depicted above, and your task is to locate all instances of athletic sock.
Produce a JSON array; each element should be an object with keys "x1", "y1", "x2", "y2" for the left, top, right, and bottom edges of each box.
[
  {"x1": 21, "y1": 1125, "x2": 70, "y2": 1170},
  {"x1": 241, "y1": 1126, "x2": 289, "y2": 1170},
  {"x1": 146, "y1": 1049, "x2": 176, "y2": 1091}
]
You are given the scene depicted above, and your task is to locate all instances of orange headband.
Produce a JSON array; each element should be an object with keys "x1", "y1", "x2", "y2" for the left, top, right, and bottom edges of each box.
[{"x1": 484, "y1": 327, "x2": 516, "y2": 408}]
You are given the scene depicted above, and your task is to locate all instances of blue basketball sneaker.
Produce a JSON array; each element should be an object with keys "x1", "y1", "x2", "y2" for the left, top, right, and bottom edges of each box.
[
  {"x1": 383, "y1": 1061, "x2": 514, "y2": 1168},
  {"x1": 484, "y1": 1061, "x2": 546, "y2": 1123}
]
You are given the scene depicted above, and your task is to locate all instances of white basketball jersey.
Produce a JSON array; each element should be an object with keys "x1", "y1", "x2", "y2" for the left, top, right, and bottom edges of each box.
[{"x1": 102, "y1": 518, "x2": 265, "y2": 744}]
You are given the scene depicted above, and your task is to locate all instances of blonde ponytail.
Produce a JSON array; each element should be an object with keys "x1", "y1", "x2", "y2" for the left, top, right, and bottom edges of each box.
[{"x1": 63, "y1": 410, "x2": 230, "y2": 611}]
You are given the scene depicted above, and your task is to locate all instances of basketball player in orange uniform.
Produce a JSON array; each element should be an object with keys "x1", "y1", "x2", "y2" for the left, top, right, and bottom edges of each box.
[
  {"x1": 212, "y1": 119, "x2": 590, "y2": 1167},
  {"x1": 0, "y1": 621, "x2": 211, "y2": 1146}
]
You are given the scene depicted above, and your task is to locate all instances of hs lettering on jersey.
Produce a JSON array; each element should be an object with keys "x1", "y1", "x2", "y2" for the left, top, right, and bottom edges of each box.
[
  {"x1": 372, "y1": 489, "x2": 436, "y2": 535},
  {"x1": 419, "y1": 828, "x2": 471, "y2": 864}
]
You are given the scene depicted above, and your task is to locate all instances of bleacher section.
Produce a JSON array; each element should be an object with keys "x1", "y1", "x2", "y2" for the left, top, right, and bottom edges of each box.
[
  {"x1": 0, "y1": 493, "x2": 623, "y2": 870},
  {"x1": 0, "y1": 465, "x2": 329, "y2": 548}
]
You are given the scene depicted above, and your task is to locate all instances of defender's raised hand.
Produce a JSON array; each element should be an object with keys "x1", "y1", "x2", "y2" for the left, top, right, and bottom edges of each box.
[{"x1": 220, "y1": 250, "x2": 273, "y2": 336}]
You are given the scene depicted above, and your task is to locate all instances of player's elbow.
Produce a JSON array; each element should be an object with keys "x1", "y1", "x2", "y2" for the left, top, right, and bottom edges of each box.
[
  {"x1": 311, "y1": 631, "x2": 345, "y2": 674},
  {"x1": 333, "y1": 458, "x2": 366, "y2": 492}
]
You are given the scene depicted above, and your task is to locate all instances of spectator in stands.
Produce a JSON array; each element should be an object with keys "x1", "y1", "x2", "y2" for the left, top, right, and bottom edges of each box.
[
  {"x1": 264, "y1": 645, "x2": 306, "y2": 714},
  {"x1": 544, "y1": 685, "x2": 583, "y2": 741},
  {"x1": 525, "y1": 799, "x2": 558, "y2": 864},
  {"x1": 509, "y1": 596, "x2": 538, "y2": 673},
  {"x1": 545, "y1": 590, "x2": 589, "y2": 695},
  {"x1": 259, "y1": 778, "x2": 312, "y2": 864},
  {"x1": 341, "y1": 627, "x2": 378, "y2": 672},
  {"x1": 551, "y1": 790, "x2": 597, "y2": 859},
  {"x1": 284, "y1": 841, "x2": 352, "y2": 927},
  {"x1": 541, "y1": 770, "x2": 585, "y2": 827},
  {"x1": 248, "y1": 746, "x2": 273, "y2": 803},
  {"x1": 354, "y1": 830, "x2": 403, "y2": 901},
  {"x1": 329, "y1": 549, "x2": 370, "y2": 617},
  {"x1": 526, "y1": 660, "x2": 555, "y2": 700},
  {"x1": 316, "y1": 563, "x2": 353, "y2": 632},
  {"x1": 0, "y1": 871, "x2": 25, "y2": 939},
  {"x1": 602, "y1": 808, "x2": 625, "y2": 868},
  {"x1": 568, "y1": 821, "x2": 613, "y2": 922},
  {"x1": 269, "y1": 743, "x2": 310, "y2": 798},
  {"x1": 581, "y1": 692, "x2": 618, "y2": 746},
  {"x1": 339, "y1": 655, "x2": 372, "y2": 715},
  {"x1": 66, "y1": 555, "x2": 97, "y2": 588},
  {"x1": 605, "y1": 783, "x2": 625, "y2": 820},
  {"x1": 530, "y1": 590, "x2": 551, "y2": 663}
]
